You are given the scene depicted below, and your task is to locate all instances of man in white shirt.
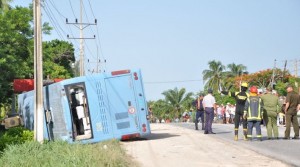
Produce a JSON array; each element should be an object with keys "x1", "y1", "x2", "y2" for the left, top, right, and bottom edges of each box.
[{"x1": 203, "y1": 88, "x2": 217, "y2": 134}]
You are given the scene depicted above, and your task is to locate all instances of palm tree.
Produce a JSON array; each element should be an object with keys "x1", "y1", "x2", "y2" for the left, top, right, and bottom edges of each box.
[
  {"x1": 227, "y1": 63, "x2": 247, "y2": 77},
  {"x1": 162, "y1": 87, "x2": 193, "y2": 119},
  {"x1": 0, "y1": 0, "x2": 12, "y2": 12},
  {"x1": 202, "y1": 60, "x2": 226, "y2": 92},
  {"x1": 150, "y1": 99, "x2": 172, "y2": 122}
]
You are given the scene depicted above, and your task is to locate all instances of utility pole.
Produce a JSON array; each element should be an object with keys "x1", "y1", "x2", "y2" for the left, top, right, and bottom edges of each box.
[
  {"x1": 295, "y1": 59, "x2": 298, "y2": 77},
  {"x1": 282, "y1": 60, "x2": 287, "y2": 81},
  {"x1": 87, "y1": 46, "x2": 106, "y2": 73},
  {"x1": 271, "y1": 59, "x2": 276, "y2": 90},
  {"x1": 66, "y1": 0, "x2": 97, "y2": 76},
  {"x1": 87, "y1": 59, "x2": 101, "y2": 73},
  {"x1": 33, "y1": 0, "x2": 44, "y2": 143}
]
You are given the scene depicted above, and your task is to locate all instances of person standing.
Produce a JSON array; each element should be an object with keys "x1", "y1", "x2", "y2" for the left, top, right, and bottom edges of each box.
[
  {"x1": 221, "y1": 82, "x2": 249, "y2": 141},
  {"x1": 284, "y1": 85, "x2": 300, "y2": 139},
  {"x1": 195, "y1": 94, "x2": 205, "y2": 130},
  {"x1": 225, "y1": 103, "x2": 231, "y2": 124},
  {"x1": 203, "y1": 88, "x2": 216, "y2": 134},
  {"x1": 243, "y1": 86, "x2": 264, "y2": 141},
  {"x1": 261, "y1": 88, "x2": 280, "y2": 139}
]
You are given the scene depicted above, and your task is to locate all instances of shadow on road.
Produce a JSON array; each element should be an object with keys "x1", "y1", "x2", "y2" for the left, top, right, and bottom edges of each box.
[
  {"x1": 122, "y1": 133, "x2": 180, "y2": 142},
  {"x1": 147, "y1": 133, "x2": 180, "y2": 140},
  {"x1": 215, "y1": 131, "x2": 232, "y2": 134}
]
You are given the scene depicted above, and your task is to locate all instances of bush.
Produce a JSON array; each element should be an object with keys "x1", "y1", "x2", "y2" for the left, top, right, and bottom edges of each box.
[
  {"x1": 0, "y1": 126, "x2": 33, "y2": 153},
  {"x1": 0, "y1": 140, "x2": 137, "y2": 167}
]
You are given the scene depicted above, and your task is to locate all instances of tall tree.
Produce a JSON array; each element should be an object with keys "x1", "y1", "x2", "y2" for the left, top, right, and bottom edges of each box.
[
  {"x1": 162, "y1": 87, "x2": 193, "y2": 118},
  {"x1": 28, "y1": 39, "x2": 75, "y2": 79},
  {"x1": 202, "y1": 60, "x2": 226, "y2": 92},
  {"x1": 0, "y1": 6, "x2": 32, "y2": 105},
  {"x1": 149, "y1": 99, "x2": 172, "y2": 121},
  {"x1": 0, "y1": 0, "x2": 12, "y2": 12},
  {"x1": 227, "y1": 63, "x2": 247, "y2": 77},
  {"x1": 0, "y1": 5, "x2": 75, "y2": 107}
]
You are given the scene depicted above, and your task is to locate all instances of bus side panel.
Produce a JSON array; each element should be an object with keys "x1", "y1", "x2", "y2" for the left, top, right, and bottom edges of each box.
[
  {"x1": 105, "y1": 74, "x2": 140, "y2": 139},
  {"x1": 84, "y1": 76, "x2": 115, "y2": 143},
  {"x1": 132, "y1": 70, "x2": 151, "y2": 136},
  {"x1": 18, "y1": 91, "x2": 34, "y2": 130},
  {"x1": 44, "y1": 83, "x2": 71, "y2": 141}
]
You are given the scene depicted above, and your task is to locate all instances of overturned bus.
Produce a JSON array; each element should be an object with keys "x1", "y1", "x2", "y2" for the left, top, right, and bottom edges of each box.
[{"x1": 15, "y1": 69, "x2": 151, "y2": 143}]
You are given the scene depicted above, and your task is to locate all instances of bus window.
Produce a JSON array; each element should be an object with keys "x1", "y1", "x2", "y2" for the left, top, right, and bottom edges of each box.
[{"x1": 65, "y1": 83, "x2": 92, "y2": 140}]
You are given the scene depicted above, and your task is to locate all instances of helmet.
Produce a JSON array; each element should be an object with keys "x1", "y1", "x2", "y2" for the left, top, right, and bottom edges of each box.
[
  {"x1": 241, "y1": 82, "x2": 248, "y2": 88},
  {"x1": 250, "y1": 86, "x2": 258, "y2": 93}
]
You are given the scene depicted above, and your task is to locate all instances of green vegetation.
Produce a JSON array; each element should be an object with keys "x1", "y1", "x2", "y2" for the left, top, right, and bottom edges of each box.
[
  {"x1": 0, "y1": 0, "x2": 13, "y2": 12},
  {"x1": 0, "y1": 127, "x2": 136, "y2": 167},
  {"x1": 148, "y1": 87, "x2": 194, "y2": 121},
  {"x1": 149, "y1": 60, "x2": 299, "y2": 121},
  {"x1": 0, "y1": 3, "x2": 75, "y2": 109},
  {"x1": 0, "y1": 126, "x2": 34, "y2": 153},
  {"x1": 0, "y1": 139, "x2": 136, "y2": 167},
  {"x1": 202, "y1": 60, "x2": 226, "y2": 91}
]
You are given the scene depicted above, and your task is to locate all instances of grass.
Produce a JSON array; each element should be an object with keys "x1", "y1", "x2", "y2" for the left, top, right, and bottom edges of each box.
[{"x1": 0, "y1": 139, "x2": 138, "y2": 167}]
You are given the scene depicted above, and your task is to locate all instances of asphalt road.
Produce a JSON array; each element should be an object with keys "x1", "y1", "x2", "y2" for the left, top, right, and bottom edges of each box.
[
  {"x1": 173, "y1": 122, "x2": 300, "y2": 166},
  {"x1": 123, "y1": 123, "x2": 289, "y2": 167}
]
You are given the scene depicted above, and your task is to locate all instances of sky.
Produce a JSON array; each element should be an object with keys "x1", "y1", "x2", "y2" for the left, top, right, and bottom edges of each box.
[{"x1": 12, "y1": 0, "x2": 300, "y2": 100}]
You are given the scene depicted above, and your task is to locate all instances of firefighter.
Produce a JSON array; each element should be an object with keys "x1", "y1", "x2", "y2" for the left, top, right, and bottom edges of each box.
[
  {"x1": 243, "y1": 86, "x2": 264, "y2": 141},
  {"x1": 221, "y1": 82, "x2": 249, "y2": 141}
]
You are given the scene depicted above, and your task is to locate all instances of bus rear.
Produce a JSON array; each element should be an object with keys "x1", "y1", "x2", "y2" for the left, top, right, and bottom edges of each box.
[{"x1": 106, "y1": 69, "x2": 151, "y2": 140}]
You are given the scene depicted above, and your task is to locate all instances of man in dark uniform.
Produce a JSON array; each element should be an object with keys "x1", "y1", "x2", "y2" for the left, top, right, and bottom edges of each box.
[
  {"x1": 284, "y1": 85, "x2": 300, "y2": 139},
  {"x1": 221, "y1": 82, "x2": 249, "y2": 141},
  {"x1": 195, "y1": 94, "x2": 205, "y2": 130}
]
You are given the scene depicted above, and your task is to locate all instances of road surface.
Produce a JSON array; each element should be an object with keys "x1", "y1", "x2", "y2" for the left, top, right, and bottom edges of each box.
[{"x1": 122, "y1": 123, "x2": 292, "y2": 167}]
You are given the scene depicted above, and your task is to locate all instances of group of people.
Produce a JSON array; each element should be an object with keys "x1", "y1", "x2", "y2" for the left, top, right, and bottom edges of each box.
[{"x1": 195, "y1": 83, "x2": 300, "y2": 141}]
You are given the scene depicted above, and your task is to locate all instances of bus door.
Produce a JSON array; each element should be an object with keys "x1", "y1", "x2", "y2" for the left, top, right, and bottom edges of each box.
[
  {"x1": 105, "y1": 74, "x2": 140, "y2": 137},
  {"x1": 64, "y1": 83, "x2": 93, "y2": 141}
]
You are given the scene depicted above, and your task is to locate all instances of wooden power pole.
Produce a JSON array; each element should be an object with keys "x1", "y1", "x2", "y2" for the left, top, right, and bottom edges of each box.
[{"x1": 33, "y1": 0, "x2": 44, "y2": 143}]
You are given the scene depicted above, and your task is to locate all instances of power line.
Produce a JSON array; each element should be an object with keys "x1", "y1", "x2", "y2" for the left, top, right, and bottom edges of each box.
[
  {"x1": 48, "y1": 0, "x2": 66, "y2": 19},
  {"x1": 42, "y1": 0, "x2": 83, "y2": 68},
  {"x1": 45, "y1": 0, "x2": 81, "y2": 51},
  {"x1": 87, "y1": 0, "x2": 96, "y2": 19},
  {"x1": 42, "y1": 2, "x2": 66, "y2": 40},
  {"x1": 85, "y1": 0, "x2": 107, "y2": 72},
  {"x1": 44, "y1": 0, "x2": 106, "y2": 74},
  {"x1": 68, "y1": 0, "x2": 77, "y2": 18},
  {"x1": 66, "y1": 0, "x2": 97, "y2": 76},
  {"x1": 84, "y1": 40, "x2": 97, "y2": 60},
  {"x1": 145, "y1": 79, "x2": 202, "y2": 84}
]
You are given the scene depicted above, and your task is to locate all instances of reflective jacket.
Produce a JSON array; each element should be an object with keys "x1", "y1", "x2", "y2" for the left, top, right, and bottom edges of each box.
[
  {"x1": 228, "y1": 91, "x2": 249, "y2": 114},
  {"x1": 244, "y1": 96, "x2": 263, "y2": 121}
]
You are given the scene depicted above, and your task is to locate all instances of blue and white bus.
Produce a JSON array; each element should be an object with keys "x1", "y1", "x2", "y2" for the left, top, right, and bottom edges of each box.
[{"x1": 17, "y1": 69, "x2": 151, "y2": 143}]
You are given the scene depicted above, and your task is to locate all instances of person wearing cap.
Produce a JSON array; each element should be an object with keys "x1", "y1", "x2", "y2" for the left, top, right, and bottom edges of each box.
[
  {"x1": 284, "y1": 85, "x2": 300, "y2": 139},
  {"x1": 243, "y1": 86, "x2": 264, "y2": 141},
  {"x1": 203, "y1": 88, "x2": 216, "y2": 134},
  {"x1": 221, "y1": 82, "x2": 249, "y2": 141},
  {"x1": 195, "y1": 94, "x2": 205, "y2": 130},
  {"x1": 261, "y1": 87, "x2": 280, "y2": 139}
]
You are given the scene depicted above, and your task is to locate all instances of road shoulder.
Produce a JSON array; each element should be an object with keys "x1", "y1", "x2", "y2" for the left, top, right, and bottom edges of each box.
[{"x1": 122, "y1": 123, "x2": 289, "y2": 167}]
